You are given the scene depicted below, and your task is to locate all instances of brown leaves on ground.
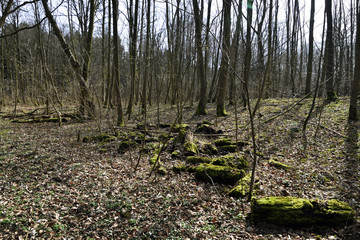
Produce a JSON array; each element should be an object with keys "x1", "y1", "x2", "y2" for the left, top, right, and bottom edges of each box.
[{"x1": 0, "y1": 98, "x2": 359, "y2": 239}]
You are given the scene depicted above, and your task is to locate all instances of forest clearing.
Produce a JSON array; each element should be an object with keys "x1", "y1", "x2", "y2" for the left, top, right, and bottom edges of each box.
[{"x1": 0, "y1": 98, "x2": 359, "y2": 239}]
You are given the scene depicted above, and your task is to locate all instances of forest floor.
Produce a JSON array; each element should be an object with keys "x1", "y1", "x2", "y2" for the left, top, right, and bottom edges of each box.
[{"x1": 0, "y1": 97, "x2": 359, "y2": 239}]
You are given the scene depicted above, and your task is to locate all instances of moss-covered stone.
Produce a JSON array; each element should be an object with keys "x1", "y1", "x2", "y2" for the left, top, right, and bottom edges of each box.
[
  {"x1": 212, "y1": 154, "x2": 249, "y2": 170},
  {"x1": 172, "y1": 164, "x2": 188, "y2": 173},
  {"x1": 195, "y1": 123, "x2": 217, "y2": 134},
  {"x1": 214, "y1": 138, "x2": 233, "y2": 146},
  {"x1": 184, "y1": 142, "x2": 199, "y2": 156},
  {"x1": 251, "y1": 197, "x2": 355, "y2": 227},
  {"x1": 195, "y1": 163, "x2": 245, "y2": 185},
  {"x1": 203, "y1": 143, "x2": 218, "y2": 155},
  {"x1": 186, "y1": 156, "x2": 212, "y2": 164},
  {"x1": 268, "y1": 159, "x2": 292, "y2": 170},
  {"x1": 171, "y1": 150, "x2": 181, "y2": 158},
  {"x1": 172, "y1": 124, "x2": 190, "y2": 133},
  {"x1": 228, "y1": 174, "x2": 258, "y2": 199},
  {"x1": 219, "y1": 144, "x2": 237, "y2": 153}
]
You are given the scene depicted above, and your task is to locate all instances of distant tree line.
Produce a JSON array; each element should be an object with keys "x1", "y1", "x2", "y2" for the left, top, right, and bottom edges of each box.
[{"x1": 0, "y1": 0, "x2": 359, "y2": 121}]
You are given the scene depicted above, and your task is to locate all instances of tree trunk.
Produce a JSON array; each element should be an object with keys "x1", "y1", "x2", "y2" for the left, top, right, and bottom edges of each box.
[
  {"x1": 216, "y1": 0, "x2": 231, "y2": 116},
  {"x1": 41, "y1": 0, "x2": 95, "y2": 118},
  {"x1": 305, "y1": 0, "x2": 315, "y2": 95},
  {"x1": 242, "y1": 0, "x2": 253, "y2": 107},
  {"x1": 142, "y1": 0, "x2": 151, "y2": 115},
  {"x1": 325, "y1": 0, "x2": 336, "y2": 101},
  {"x1": 349, "y1": 3, "x2": 360, "y2": 121},
  {"x1": 193, "y1": 0, "x2": 207, "y2": 115}
]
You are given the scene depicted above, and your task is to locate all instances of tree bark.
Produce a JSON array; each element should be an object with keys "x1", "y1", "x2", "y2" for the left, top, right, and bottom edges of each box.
[
  {"x1": 325, "y1": 0, "x2": 336, "y2": 101},
  {"x1": 216, "y1": 0, "x2": 231, "y2": 116},
  {"x1": 242, "y1": 0, "x2": 253, "y2": 107},
  {"x1": 193, "y1": 0, "x2": 207, "y2": 115},
  {"x1": 349, "y1": 3, "x2": 360, "y2": 121},
  {"x1": 305, "y1": 0, "x2": 315, "y2": 95},
  {"x1": 41, "y1": 0, "x2": 95, "y2": 118}
]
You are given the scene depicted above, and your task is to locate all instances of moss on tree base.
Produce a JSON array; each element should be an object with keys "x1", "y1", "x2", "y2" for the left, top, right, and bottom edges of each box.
[{"x1": 251, "y1": 197, "x2": 354, "y2": 227}]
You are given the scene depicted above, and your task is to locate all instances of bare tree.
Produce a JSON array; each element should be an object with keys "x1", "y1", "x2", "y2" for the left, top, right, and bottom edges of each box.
[
  {"x1": 41, "y1": 0, "x2": 96, "y2": 118},
  {"x1": 242, "y1": 0, "x2": 253, "y2": 107},
  {"x1": 0, "y1": 0, "x2": 14, "y2": 28},
  {"x1": 112, "y1": 0, "x2": 124, "y2": 125},
  {"x1": 305, "y1": 0, "x2": 315, "y2": 95},
  {"x1": 349, "y1": 4, "x2": 360, "y2": 121},
  {"x1": 324, "y1": 0, "x2": 336, "y2": 101},
  {"x1": 127, "y1": 0, "x2": 139, "y2": 119},
  {"x1": 193, "y1": 0, "x2": 207, "y2": 115},
  {"x1": 216, "y1": 0, "x2": 231, "y2": 116}
]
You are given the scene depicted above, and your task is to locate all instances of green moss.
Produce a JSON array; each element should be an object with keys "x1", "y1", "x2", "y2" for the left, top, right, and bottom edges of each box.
[
  {"x1": 219, "y1": 144, "x2": 237, "y2": 152},
  {"x1": 251, "y1": 197, "x2": 355, "y2": 227},
  {"x1": 214, "y1": 138, "x2": 232, "y2": 146},
  {"x1": 213, "y1": 154, "x2": 249, "y2": 170},
  {"x1": 149, "y1": 153, "x2": 159, "y2": 165},
  {"x1": 186, "y1": 156, "x2": 212, "y2": 164},
  {"x1": 203, "y1": 143, "x2": 218, "y2": 155},
  {"x1": 202, "y1": 120, "x2": 213, "y2": 125},
  {"x1": 157, "y1": 166, "x2": 167, "y2": 175},
  {"x1": 216, "y1": 104, "x2": 228, "y2": 116},
  {"x1": 195, "y1": 123, "x2": 217, "y2": 134},
  {"x1": 184, "y1": 142, "x2": 199, "y2": 156},
  {"x1": 228, "y1": 173, "x2": 257, "y2": 199},
  {"x1": 195, "y1": 163, "x2": 245, "y2": 185},
  {"x1": 171, "y1": 150, "x2": 180, "y2": 158},
  {"x1": 173, "y1": 164, "x2": 188, "y2": 173},
  {"x1": 173, "y1": 124, "x2": 190, "y2": 132},
  {"x1": 268, "y1": 159, "x2": 292, "y2": 170},
  {"x1": 99, "y1": 148, "x2": 108, "y2": 153},
  {"x1": 195, "y1": 106, "x2": 207, "y2": 116}
]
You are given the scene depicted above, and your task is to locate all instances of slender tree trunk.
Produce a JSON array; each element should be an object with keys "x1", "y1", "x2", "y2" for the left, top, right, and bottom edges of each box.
[
  {"x1": 242, "y1": 0, "x2": 253, "y2": 107},
  {"x1": 264, "y1": 0, "x2": 273, "y2": 99},
  {"x1": 127, "y1": 0, "x2": 139, "y2": 119},
  {"x1": 112, "y1": 0, "x2": 124, "y2": 125},
  {"x1": 305, "y1": 0, "x2": 315, "y2": 95},
  {"x1": 325, "y1": 0, "x2": 336, "y2": 101},
  {"x1": 229, "y1": 0, "x2": 242, "y2": 105},
  {"x1": 142, "y1": 0, "x2": 151, "y2": 115},
  {"x1": 193, "y1": 0, "x2": 207, "y2": 115},
  {"x1": 349, "y1": 3, "x2": 360, "y2": 121},
  {"x1": 216, "y1": 0, "x2": 231, "y2": 116}
]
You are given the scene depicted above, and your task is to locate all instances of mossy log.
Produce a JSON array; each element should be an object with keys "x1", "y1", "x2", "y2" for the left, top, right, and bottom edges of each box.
[
  {"x1": 212, "y1": 154, "x2": 249, "y2": 170},
  {"x1": 195, "y1": 163, "x2": 245, "y2": 185},
  {"x1": 251, "y1": 197, "x2": 354, "y2": 227},
  {"x1": 12, "y1": 117, "x2": 66, "y2": 124},
  {"x1": 268, "y1": 159, "x2": 292, "y2": 170},
  {"x1": 214, "y1": 138, "x2": 233, "y2": 146}
]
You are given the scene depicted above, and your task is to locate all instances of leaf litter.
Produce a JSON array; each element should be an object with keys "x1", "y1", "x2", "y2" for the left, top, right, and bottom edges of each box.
[{"x1": 0, "y1": 98, "x2": 359, "y2": 239}]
